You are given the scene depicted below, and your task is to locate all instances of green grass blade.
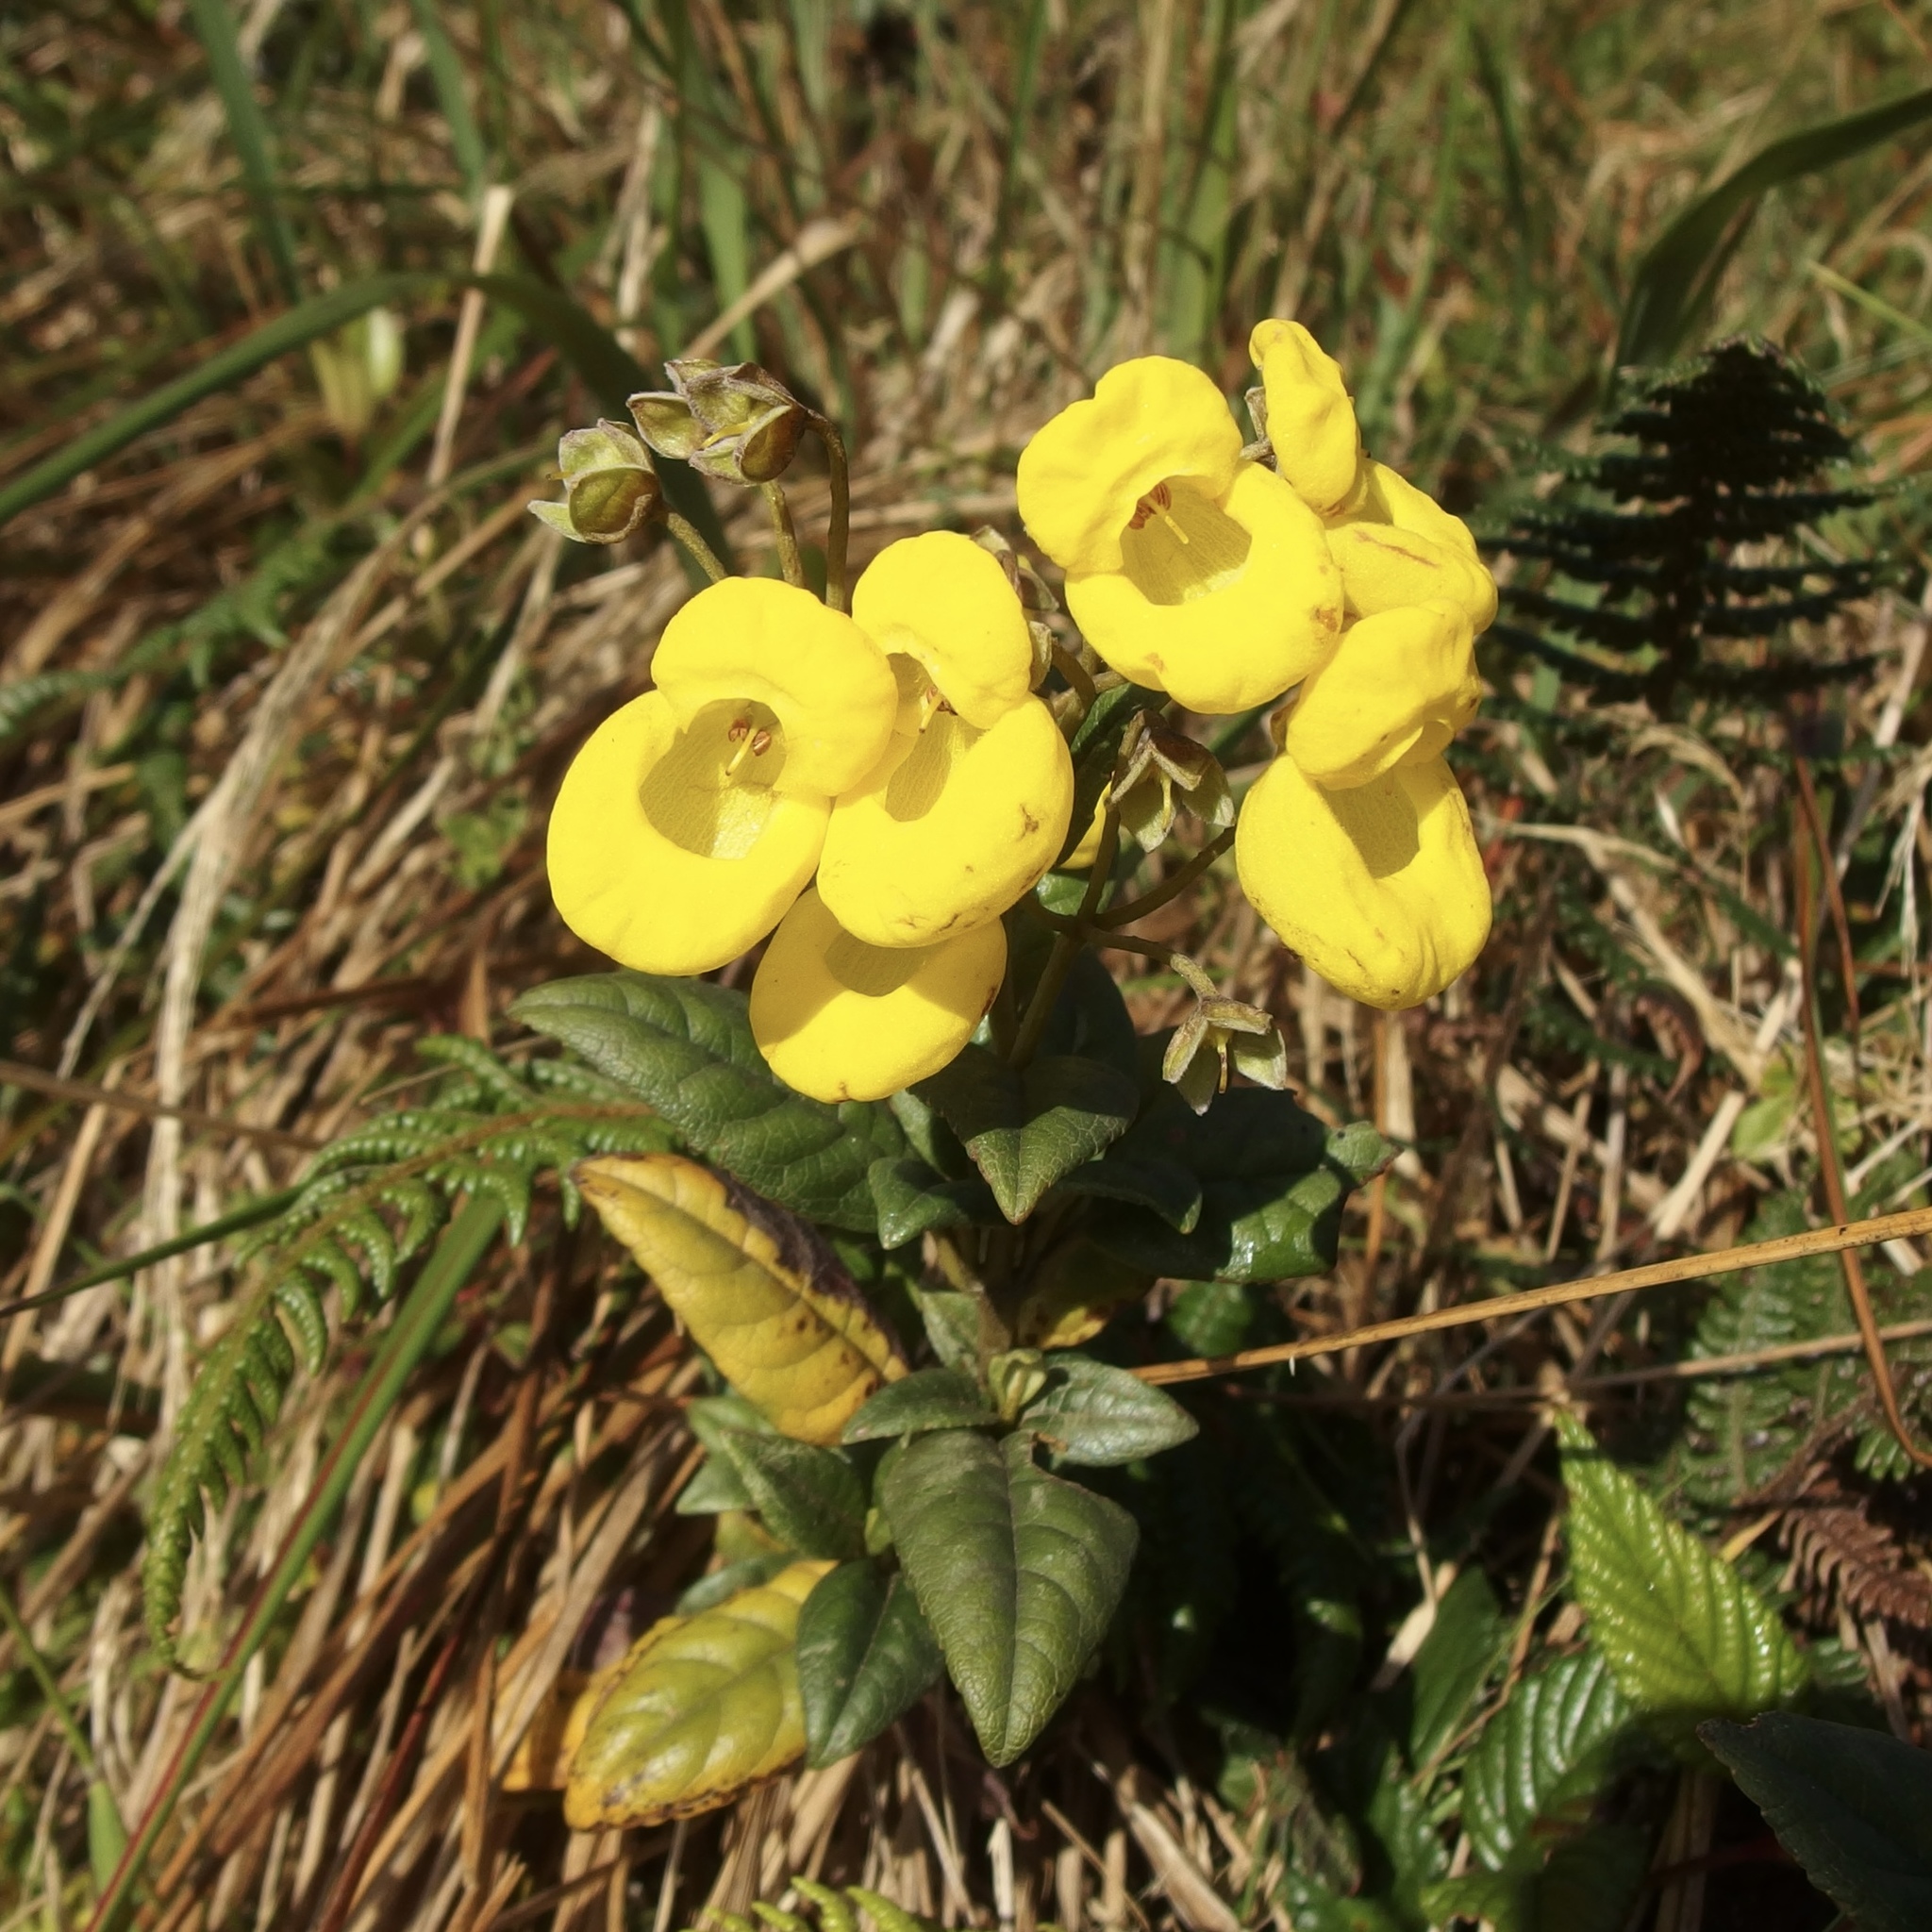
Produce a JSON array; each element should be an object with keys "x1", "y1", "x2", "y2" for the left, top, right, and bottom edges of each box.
[
  {"x1": 0, "y1": 274, "x2": 425, "y2": 532},
  {"x1": 407, "y1": 0, "x2": 490, "y2": 201},
  {"x1": 1618, "y1": 85, "x2": 1932, "y2": 369},
  {"x1": 0, "y1": 271, "x2": 729, "y2": 565},
  {"x1": 988, "y1": 0, "x2": 1049, "y2": 301},
  {"x1": 88, "y1": 1193, "x2": 506, "y2": 1932},
  {"x1": 183, "y1": 0, "x2": 303, "y2": 306},
  {"x1": 1808, "y1": 260, "x2": 1932, "y2": 352},
  {"x1": 0, "y1": 1186, "x2": 305, "y2": 1327}
]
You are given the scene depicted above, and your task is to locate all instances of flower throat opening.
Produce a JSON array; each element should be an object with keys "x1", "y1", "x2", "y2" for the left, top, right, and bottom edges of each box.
[
  {"x1": 1119, "y1": 478, "x2": 1251, "y2": 606},
  {"x1": 641, "y1": 699, "x2": 786, "y2": 859},
  {"x1": 824, "y1": 928, "x2": 935, "y2": 997}
]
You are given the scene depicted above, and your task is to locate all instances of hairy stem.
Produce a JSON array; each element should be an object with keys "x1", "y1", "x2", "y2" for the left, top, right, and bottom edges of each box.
[
  {"x1": 1007, "y1": 803, "x2": 1123, "y2": 1070},
  {"x1": 811, "y1": 413, "x2": 850, "y2": 610},
  {"x1": 1096, "y1": 827, "x2": 1236, "y2": 929},
  {"x1": 761, "y1": 481, "x2": 805, "y2": 589},
  {"x1": 663, "y1": 510, "x2": 727, "y2": 583}
]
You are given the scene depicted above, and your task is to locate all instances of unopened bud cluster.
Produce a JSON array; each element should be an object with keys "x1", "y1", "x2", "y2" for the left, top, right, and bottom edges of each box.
[
  {"x1": 628, "y1": 357, "x2": 808, "y2": 486},
  {"x1": 530, "y1": 359, "x2": 815, "y2": 546}
]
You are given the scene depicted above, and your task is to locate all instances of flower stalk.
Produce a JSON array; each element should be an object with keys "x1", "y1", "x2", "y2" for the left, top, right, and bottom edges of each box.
[{"x1": 811, "y1": 411, "x2": 850, "y2": 611}]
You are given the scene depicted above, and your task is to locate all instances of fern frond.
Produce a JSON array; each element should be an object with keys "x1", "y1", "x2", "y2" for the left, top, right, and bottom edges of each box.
[{"x1": 142, "y1": 1037, "x2": 673, "y2": 1665}]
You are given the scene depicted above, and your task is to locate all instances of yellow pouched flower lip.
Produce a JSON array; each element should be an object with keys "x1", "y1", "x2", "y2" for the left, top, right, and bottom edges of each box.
[
  {"x1": 1016, "y1": 357, "x2": 1242, "y2": 577},
  {"x1": 1324, "y1": 460, "x2": 1497, "y2": 632},
  {"x1": 1282, "y1": 601, "x2": 1481, "y2": 790},
  {"x1": 652, "y1": 575, "x2": 899, "y2": 798},
  {"x1": 547, "y1": 576, "x2": 898, "y2": 978},
  {"x1": 548, "y1": 691, "x2": 830, "y2": 976},
  {"x1": 1250, "y1": 317, "x2": 1362, "y2": 516},
  {"x1": 851, "y1": 532, "x2": 1036, "y2": 729},
  {"x1": 818, "y1": 696, "x2": 1073, "y2": 948},
  {"x1": 750, "y1": 888, "x2": 1008, "y2": 1103},
  {"x1": 1236, "y1": 754, "x2": 1491, "y2": 1010},
  {"x1": 1060, "y1": 462, "x2": 1342, "y2": 714}
]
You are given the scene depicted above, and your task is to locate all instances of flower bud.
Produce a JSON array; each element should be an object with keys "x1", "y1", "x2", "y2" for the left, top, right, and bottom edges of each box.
[
  {"x1": 628, "y1": 358, "x2": 808, "y2": 485},
  {"x1": 987, "y1": 1348, "x2": 1050, "y2": 1423},
  {"x1": 529, "y1": 421, "x2": 661, "y2": 544},
  {"x1": 1161, "y1": 954, "x2": 1289, "y2": 1114},
  {"x1": 1109, "y1": 718, "x2": 1234, "y2": 853}
]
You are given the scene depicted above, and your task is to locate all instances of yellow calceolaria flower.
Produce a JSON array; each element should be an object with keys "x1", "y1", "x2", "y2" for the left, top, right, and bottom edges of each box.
[
  {"x1": 1248, "y1": 317, "x2": 1495, "y2": 632},
  {"x1": 1237, "y1": 753, "x2": 1491, "y2": 1011},
  {"x1": 547, "y1": 578, "x2": 897, "y2": 976},
  {"x1": 1228, "y1": 316, "x2": 1497, "y2": 1010},
  {"x1": 1280, "y1": 601, "x2": 1482, "y2": 790},
  {"x1": 1249, "y1": 317, "x2": 1362, "y2": 516},
  {"x1": 1014, "y1": 357, "x2": 1342, "y2": 714},
  {"x1": 1237, "y1": 594, "x2": 1491, "y2": 1011},
  {"x1": 749, "y1": 887, "x2": 1008, "y2": 1103},
  {"x1": 816, "y1": 532, "x2": 1074, "y2": 949}
]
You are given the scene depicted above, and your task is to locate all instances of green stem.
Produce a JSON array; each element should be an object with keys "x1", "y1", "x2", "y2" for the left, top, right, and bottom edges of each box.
[
  {"x1": 663, "y1": 511, "x2": 728, "y2": 583},
  {"x1": 761, "y1": 481, "x2": 805, "y2": 589},
  {"x1": 87, "y1": 1192, "x2": 506, "y2": 1932},
  {"x1": 0, "y1": 1581, "x2": 97, "y2": 1775},
  {"x1": 1008, "y1": 803, "x2": 1123, "y2": 1070},
  {"x1": 0, "y1": 1188, "x2": 305, "y2": 1329},
  {"x1": 1087, "y1": 932, "x2": 1174, "y2": 965},
  {"x1": 1096, "y1": 827, "x2": 1235, "y2": 930},
  {"x1": 812, "y1": 413, "x2": 850, "y2": 611},
  {"x1": 1051, "y1": 642, "x2": 1097, "y2": 718}
]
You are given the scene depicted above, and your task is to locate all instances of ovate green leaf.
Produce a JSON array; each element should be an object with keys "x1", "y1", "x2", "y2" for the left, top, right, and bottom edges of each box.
[
  {"x1": 1557, "y1": 1411, "x2": 1807, "y2": 1752},
  {"x1": 513, "y1": 974, "x2": 905, "y2": 1231},
  {"x1": 843, "y1": 1370, "x2": 998, "y2": 1443},
  {"x1": 1019, "y1": 1356, "x2": 1198, "y2": 1466},
  {"x1": 565, "y1": 1559, "x2": 828, "y2": 1827},
  {"x1": 1423, "y1": 1824, "x2": 1649, "y2": 1932},
  {"x1": 1092, "y1": 1094, "x2": 1386, "y2": 1283},
  {"x1": 796, "y1": 1561, "x2": 944, "y2": 1766},
  {"x1": 1464, "y1": 1648, "x2": 1633, "y2": 1872},
  {"x1": 1701, "y1": 1711, "x2": 1932, "y2": 1932},
  {"x1": 699, "y1": 1426, "x2": 867, "y2": 1560},
  {"x1": 867, "y1": 1157, "x2": 994, "y2": 1249},
  {"x1": 881, "y1": 1430, "x2": 1138, "y2": 1764},
  {"x1": 914, "y1": 1048, "x2": 1137, "y2": 1224},
  {"x1": 576, "y1": 1153, "x2": 906, "y2": 1444},
  {"x1": 1407, "y1": 1568, "x2": 1507, "y2": 1772}
]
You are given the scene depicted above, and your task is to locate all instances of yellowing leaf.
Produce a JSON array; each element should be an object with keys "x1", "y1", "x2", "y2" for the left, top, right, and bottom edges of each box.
[
  {"x1": 576, "y1": 1154, "x2": 906, "y2": 1443},
  {"x1": 563, "y1": 1558, "x2": 833, "y2": 1829},
  {"x1": 502, "y1": 1667, "x2": 615, "y2": 1793},
  {"x1": 1015, "y1": 1239, "x2": 1151, "y2": 1350}
]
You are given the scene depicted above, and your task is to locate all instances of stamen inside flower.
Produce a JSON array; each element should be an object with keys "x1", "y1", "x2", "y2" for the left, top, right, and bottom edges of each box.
[
  {"x1": 823, "y1": 927, "x2": 938, "y2": 997},
  {"x1": 1119, "y1": 478, "x2": 1251, "y2": 606},
  {"x1": 641, "y1": 699, "x2": 787, "y2": 859}
]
